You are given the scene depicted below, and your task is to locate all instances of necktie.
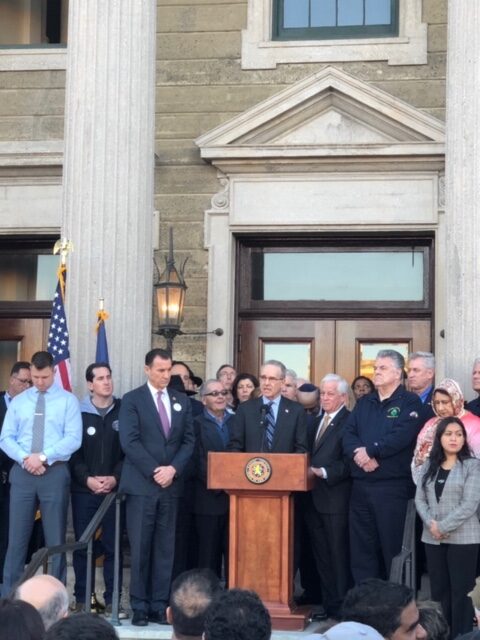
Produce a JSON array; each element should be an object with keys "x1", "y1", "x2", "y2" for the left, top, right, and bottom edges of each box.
[
  {"x1": 265, "y1": 401, "x2": 276, "y2": 450},
  {"x1": 156, "y1": 391, "x2": 171, "y2": 438},
  {"x1": 31, "y1": 391, "x2": 46, "y2": 453},
  {"x1": 314, "y1": 414, "x2": 331, "y2": 448}
]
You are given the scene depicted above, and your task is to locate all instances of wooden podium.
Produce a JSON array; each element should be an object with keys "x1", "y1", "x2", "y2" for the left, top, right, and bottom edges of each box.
[{"x1": 208, "y1": 452, "x2": 314, "y2": 631}]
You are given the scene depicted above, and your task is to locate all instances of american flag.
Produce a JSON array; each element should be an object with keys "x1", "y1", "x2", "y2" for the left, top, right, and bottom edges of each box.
[{"x1": 47, "y1": 264, "x2": 72, "y2": 391}]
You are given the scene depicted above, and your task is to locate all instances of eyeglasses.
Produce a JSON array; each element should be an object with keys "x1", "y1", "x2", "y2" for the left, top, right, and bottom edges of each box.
[
  {"x1": 259, "y1": 376, "x2": 283, "y2": 383},
  {"x1": 14, "y1": 377, "x2": 31, "y2": 385},
  {"x1": 204, "y1": 390, "x2": 229, "y2": 397}
]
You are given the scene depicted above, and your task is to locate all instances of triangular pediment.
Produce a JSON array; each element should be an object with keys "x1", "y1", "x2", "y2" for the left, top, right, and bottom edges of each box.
[{"x1": 196, "y1": 67, "x2": 444, "y2": 161}]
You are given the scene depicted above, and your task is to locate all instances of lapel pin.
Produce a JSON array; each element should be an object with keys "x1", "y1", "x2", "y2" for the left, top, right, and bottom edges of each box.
[
  {"x1": 285, "y1": 409, "x2": 289, "y2": 413},
  {"x1": 173, "y1": 402, "x2": 182, "y2": 412}
]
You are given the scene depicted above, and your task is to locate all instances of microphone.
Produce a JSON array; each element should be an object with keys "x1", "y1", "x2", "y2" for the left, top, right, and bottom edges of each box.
[
  {"x1": 260, "y1": 404, "x2": 267, "y2": 452},
  {"x1": 260, "y1": 404, "x2": 267, "y2": 426}
]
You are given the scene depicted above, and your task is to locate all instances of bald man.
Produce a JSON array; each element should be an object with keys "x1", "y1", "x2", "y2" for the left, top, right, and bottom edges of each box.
[{"x1": 15, "y1": 574, "x2": 69, "y2": 630}]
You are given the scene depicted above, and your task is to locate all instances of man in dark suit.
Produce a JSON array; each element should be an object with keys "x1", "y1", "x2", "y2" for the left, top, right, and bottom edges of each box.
[
  {"x1": 407, "y1": 352, "x2": 435, "y2": 422},
  {"x1": 193, "y1": 379, "x2": 234, "y2": 579},
  {"x1": 306, "y1": 374, "x2": 352, "y2": 619},
  {"x1": 228, "y1": 359, "x2": 307, "y2": 453},
  {"x1": 0, "y1": 361, "x2": 31, "y2": 591},
  {"x1": 119, "y1": 348, "x2": 195, "y2": 627}
]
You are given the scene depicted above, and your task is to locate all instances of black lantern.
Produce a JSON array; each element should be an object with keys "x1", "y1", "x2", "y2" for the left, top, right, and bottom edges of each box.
[{"x1": 154, "y1": 228, "x2": 187, "y2": 353}]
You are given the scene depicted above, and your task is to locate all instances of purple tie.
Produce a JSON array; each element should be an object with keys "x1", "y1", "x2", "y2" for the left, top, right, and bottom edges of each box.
[{"x1": 156, "y1": 391, "x2": 171, "y2": 438}]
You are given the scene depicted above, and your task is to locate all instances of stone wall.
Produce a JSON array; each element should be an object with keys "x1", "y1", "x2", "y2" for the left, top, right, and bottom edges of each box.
[
  {"x1": 0, "y1": 70, "x2": 65, "y2": 141},
  {"x1": 154, "y1": 0, "x2": 447, "y2": 379}
]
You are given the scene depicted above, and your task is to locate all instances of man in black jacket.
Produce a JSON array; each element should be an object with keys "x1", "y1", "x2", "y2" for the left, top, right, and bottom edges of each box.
[
  {"x1": 193, "y1": 379, "x2": 234, "y2": 579},
  {"x1": 70, "y1": 362, "x2": 124, "y2": 616},
  {"x1": 343, "y1": 350, "x2": 423, "y2": 584}
]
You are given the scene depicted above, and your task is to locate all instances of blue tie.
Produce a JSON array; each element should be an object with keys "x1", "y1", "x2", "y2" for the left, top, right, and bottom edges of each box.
[{"x1": 265, "y1": 402, "x2": 275, "y2": 450}]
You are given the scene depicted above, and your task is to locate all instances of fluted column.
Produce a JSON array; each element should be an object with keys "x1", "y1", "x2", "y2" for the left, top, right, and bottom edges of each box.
[
  {"x1": 62, "y1": 1, "x2": 156, "y2": 394},
  {"x1": 444, "y1": 2, "x2": 480, "y2": 396}
]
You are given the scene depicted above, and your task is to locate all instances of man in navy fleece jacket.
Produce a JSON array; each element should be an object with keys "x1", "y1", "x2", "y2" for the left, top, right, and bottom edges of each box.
[{"x1": 343, "y1": 349, "x2": 423, "y2": 583}]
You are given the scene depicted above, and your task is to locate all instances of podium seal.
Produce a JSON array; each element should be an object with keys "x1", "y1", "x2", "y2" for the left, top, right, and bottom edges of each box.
[{"x1": 245, "y1": 457, "x2": 272, "y2": 484}]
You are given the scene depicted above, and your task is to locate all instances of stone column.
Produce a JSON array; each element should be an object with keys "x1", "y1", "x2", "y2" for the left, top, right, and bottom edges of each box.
[
  {"x1": 444, "y1": 2, "x2": 480, "y2": 397},
  {"x1": 62, "y1": 1, "x2": 156, "y2": 394}
]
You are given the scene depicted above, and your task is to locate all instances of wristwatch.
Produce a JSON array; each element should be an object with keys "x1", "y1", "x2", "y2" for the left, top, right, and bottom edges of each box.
[{"x1": 39, "y1": 453, "x2": 47, "y2": 464}]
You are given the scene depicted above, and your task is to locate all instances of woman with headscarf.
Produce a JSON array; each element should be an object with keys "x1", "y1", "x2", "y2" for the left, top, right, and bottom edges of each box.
[{"x1": 412, "y1": 378, "x2": 480, "y2": 485}]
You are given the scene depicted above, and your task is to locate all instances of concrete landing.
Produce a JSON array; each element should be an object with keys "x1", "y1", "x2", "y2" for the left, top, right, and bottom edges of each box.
[{"x1": 114, "y1": 620, "x2": 324, "y2": 640}]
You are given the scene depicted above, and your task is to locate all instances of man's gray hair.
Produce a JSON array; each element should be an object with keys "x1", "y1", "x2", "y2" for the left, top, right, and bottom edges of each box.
[
  {"x1": 285, "y1": 369, "x2": 297, "y2": 379},
  {"x1": 473, "y1": 357, "x2": 480, "y2": 369},
  {"x1": 200, "y1": 379, "x2": 221, "y2": 397},
  {"x1": 376, "y1": 349, "x2": 405, "y2": 370},
  {"x1": 321, "y1": 373, "x2": 350, "y2": 395},
  {"x1": 38, "y1": 589, "x2": 70, "y2": 630},
  {"x1": 262, "y1": 360, "x2": 286, "y2": 378},
  {"x1": 14, "y1": 584, "x2": 69, "y2": 631},
  {"x1": 409, "y1": 351, "x2": 435, "y2": 370}
]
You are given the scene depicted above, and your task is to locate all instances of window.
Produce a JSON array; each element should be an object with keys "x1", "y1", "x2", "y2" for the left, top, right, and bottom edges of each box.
[
  {"x1": 274, "y1": 0, "x2": 398, "y2": 40},
  {"x1": 237, "y1": 234, "x2": 433, "y2": 316},
  {"x1": 0, "y1": 0, "x2": 68, "y2": 47},
  {"x1": 0, "y1": 236, "x2": 59, "y2": 317},
  {"x1": 241, "y1": 0, "x2": 427, "y2": 69}
]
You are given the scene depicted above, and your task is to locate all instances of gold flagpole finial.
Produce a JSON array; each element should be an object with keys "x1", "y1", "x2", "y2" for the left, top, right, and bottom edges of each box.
[{"x1": 53, "y1": 238, "x2": 74, "y2": 265}]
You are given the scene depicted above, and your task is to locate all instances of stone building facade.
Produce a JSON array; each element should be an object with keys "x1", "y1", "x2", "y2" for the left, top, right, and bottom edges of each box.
[{"x1": 0, "y1": 1, "x2": 477, "y2": 399}]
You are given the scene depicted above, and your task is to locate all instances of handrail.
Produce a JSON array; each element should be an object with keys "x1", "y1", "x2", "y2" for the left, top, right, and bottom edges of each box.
[
  {"x1": 18, "y1": 492, "x2": 124, "y2": 626},
  {"x1": 389, "y1": 498, "x2": 417, "y2": 591}
]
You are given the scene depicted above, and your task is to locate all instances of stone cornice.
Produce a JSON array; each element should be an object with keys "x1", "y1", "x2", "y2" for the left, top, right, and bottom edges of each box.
[{"x1": 0, "y1": 141, "x2": 63, "y2": 167}]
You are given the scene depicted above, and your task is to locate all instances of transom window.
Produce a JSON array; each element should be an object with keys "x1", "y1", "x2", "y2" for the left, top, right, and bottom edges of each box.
[{"x1": 273, "y1": 0, "x2": 399, "y2": 40}]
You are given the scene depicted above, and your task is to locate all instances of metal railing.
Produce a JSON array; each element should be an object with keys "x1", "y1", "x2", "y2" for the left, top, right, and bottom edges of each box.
[
  {"x1": 18, "y1": 492, "x2": 124, "y2": 626},
  {"x1": 389, "y1": 498, "x2": 417, "y2": 591}
]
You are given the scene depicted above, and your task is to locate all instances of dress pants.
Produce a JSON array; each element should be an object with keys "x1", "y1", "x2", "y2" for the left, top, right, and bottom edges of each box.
[
  {"x1": 126, "y1": 492, "x2": 177, "y2": 614},
  {"x1": 425, "y1": 542, "x2": 478, "y2": 639},
  {"x1": 195, "y1": 513, "x2": 228, "y2": 581},
  {"x1": 294, "y1": 493, "x2": 323, "y2": 604},
  {"x1": 0, "y1": 484, "x2": 9, "y2": 588},
  {"x1": 2, "y1": 463, "x2": 70, "y2": 596},
  {"x1": 306, "y1": 505, "x2": 352, "y2": 617},
  {"x1": 349, "y1": 479, "x2": 410, "y2": 583},
  {"x1": 71, "y1": 492, "x2": 123, "y2": 604}
]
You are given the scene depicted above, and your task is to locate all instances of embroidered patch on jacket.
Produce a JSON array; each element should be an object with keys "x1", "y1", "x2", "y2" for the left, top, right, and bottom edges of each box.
[{"x1": 387, "y1": 407, "x2": 401, "y2": 418}]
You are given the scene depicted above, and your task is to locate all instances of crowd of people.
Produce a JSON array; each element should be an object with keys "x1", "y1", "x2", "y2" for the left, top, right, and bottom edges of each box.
[{"x1": 1, "y1": 348, "x2": 480, "y2": 638}]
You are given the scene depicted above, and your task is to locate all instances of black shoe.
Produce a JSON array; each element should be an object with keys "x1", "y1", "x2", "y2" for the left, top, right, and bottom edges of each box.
[
  {"x1": 148, "y1": 610, "x2": 167, "y2": 624},
  {"x1": 132, "y1": 611, "x2": 148, "y2": 626}
]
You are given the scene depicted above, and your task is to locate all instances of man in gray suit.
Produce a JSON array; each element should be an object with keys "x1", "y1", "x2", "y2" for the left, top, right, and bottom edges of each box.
[{"x1": 119, "y1": 348, "x2": 194, "y2": 627}]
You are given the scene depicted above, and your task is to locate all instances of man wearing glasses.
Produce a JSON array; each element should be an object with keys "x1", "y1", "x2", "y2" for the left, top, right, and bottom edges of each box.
[
  {"x1": 0, "y1": 361, "x2": 31, "y2": 593},
  {"x1": 228, "y1": 359, "x2": 308, "y2": 453},
  {"x1": 193, "y1": 379, "x2": 233, "y2": 578}
]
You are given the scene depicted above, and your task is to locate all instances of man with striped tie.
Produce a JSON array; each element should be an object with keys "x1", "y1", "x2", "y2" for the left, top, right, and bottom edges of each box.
[{"x1": 228, "y1": 359, "x2": 307, "y2": 454}]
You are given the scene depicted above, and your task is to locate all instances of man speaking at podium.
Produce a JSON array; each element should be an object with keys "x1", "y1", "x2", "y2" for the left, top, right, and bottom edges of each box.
[{"x1": 228, "y1": 360, "x2": 308, "y2": 454}]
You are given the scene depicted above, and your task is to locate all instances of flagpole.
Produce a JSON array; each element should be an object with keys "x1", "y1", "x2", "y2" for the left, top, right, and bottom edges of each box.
[{"x1": 47, "y1": 238, "x2": 74, "y2": 391}]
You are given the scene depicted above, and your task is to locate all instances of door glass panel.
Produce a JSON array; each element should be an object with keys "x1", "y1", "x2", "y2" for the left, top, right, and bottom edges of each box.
[
  {"x1": 359, "y1": 341, "x2": 409, "y2": 378},
  {"x1": 263, "y1": 342, "x2": 311, "y2": 380},
  {"x1": 0, "y1": 254, "x2": 57, "y2": 301},
  {"x1": 262, "y1": 251, "x2": 424, "y2": 301},
  {"x1": 0, "y1": 341, "x2": 19, "y2": 389}
]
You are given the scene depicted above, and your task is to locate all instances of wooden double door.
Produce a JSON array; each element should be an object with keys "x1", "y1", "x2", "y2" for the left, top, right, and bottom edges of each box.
[
  {"x1": 237, "y1": 319, "x2": 431, "y2": 386},
  {"x1": 0, "y1": 318, "x2": 49, "y2": 389}
]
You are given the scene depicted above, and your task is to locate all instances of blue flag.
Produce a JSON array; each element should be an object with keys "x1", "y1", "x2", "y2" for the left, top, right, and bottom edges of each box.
[{"x1": 95, "y1": 310, "x2": 110, "y2": 364}]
